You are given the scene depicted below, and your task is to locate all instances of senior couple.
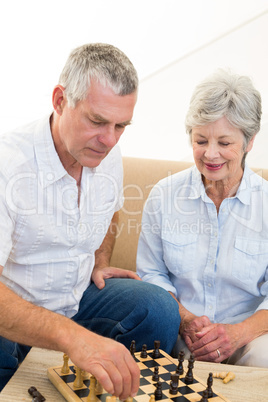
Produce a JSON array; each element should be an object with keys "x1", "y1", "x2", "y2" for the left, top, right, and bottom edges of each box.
[{"x1": 0, "y1": 43, "x2": 267, "y2": 397}]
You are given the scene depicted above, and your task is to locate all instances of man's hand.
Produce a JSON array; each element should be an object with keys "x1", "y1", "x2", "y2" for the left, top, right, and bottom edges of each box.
[
  {"x1": 65, "y1": 326, "x2": 140, "y2": 400},
  {"x1": 92, "y1": 266, "x2": 141, "y2": 289}
]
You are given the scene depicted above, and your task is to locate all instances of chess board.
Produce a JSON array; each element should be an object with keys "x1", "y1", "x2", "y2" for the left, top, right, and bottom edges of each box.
[{"x1": 47, "y1": 349, "x2": 230, "y2": 402}]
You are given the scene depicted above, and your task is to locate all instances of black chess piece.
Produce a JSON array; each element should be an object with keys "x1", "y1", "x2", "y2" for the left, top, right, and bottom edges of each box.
[
  {"x1": 206, "y1": 372, "x2": 213, "y2": 398},
  {"x1": 140, "y1": 344, "x2": 148, "y2": 358},
  {"x1": 152, "y1": 340, "x2": 161, "y2": 359},
  {"x1": 176, "y1": 350, "x2": 185, "y2": 375},
  {"x1": 130, "y1": 340, "x2": 136, "y2": 356},
  {"x1": 169, "y1": 373, "x2": 179, "y2": 395},
  {"x1": 200, "y1": 389, "x2": 208, "y2": 402},
  {"x1": 154, "y1": 381, "x2": 162, "y2": 400},
  {"x1": 184, "y1": 354, "x2": 195, "y2": 384},
  {"x1": 152, "y1": 366, "x2": 160, "y2": 382}
]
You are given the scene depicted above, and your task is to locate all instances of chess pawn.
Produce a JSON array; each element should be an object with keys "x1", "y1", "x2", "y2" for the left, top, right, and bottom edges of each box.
[
  {"x1": 149, "y1": 395, "x2": 155, "y2": 402},
  {"x1": 130, "y1": 340, "x2": 136, "y2": 356},
  {"x1": 73, "y1": 367, "x2": 83, "y2": 388},
  {"x1": 95, "y1": 379, "x2": 103, "y2": 394},
  {"x1": 152, "y1": 366, "x2": 159, "y2": 382},
  {"x1": 206, "y1": 372, "x2": 213, "y2": 398},
  {"x1": 200, "y1": 389, "x2": 208, "y2": 402},
  {"x1": 140, "y1": 344, "x2": 148, "y2": 358},
  {"x1": 152, "y1": 340, "x2": 161, "y2": 359},
  {"x1": 154, "y1": 381, "x2": 162, "y2": 400},
  {"x1": 61, "y1": 353, "x2": 70, "y2": 374},
  {"x1": 87, "y1": 376, "x2": 97, "y2": 401}
]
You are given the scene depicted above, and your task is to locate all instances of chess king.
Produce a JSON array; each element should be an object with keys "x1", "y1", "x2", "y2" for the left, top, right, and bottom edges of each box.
[{"x1": 0, "y1": 43, "x2": 181, "y2": 398}]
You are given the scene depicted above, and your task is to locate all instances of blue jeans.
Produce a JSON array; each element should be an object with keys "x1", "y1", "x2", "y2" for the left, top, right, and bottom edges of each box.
[{"x1": 0, "y1": 278, "x2": 180, "y2": 390}]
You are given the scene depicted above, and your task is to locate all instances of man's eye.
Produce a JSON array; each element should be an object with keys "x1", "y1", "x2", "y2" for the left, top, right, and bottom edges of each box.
[
  {"x1": 90, "y1": 120, "x2": 100, "y2": 126},
  {"x1": 220, "y1": 142, "x2": 230, "y2": 146}
]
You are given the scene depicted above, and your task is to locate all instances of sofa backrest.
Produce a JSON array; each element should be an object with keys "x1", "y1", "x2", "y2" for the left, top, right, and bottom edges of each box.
[{"x1": 110, "y1": 156, "x2": 268, "y2": 271}]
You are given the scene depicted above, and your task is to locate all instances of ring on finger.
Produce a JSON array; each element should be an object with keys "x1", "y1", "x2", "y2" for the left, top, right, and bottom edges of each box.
[{"x1": 216, "y1": 349, "x2": 221, "y2": 358}]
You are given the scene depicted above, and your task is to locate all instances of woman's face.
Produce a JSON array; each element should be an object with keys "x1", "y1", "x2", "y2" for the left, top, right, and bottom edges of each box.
[{"x1": 191, "y1": 116, "x2": 255, "y2": 187}]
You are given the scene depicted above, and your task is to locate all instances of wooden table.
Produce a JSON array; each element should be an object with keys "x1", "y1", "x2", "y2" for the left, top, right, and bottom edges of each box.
[{"x1": 0, "y1": 347, "x2": 267, "y2": 401}]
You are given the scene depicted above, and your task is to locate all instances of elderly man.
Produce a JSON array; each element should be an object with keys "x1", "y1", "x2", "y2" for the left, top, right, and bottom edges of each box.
[{"x1": 0, "y1": 43, "x2": 180, "y2": 398}]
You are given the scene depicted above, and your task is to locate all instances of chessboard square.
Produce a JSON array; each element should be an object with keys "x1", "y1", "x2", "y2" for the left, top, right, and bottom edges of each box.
[
  {"x1": 134, "y1": 393, "x2": 155, "y2": 402},
  {"x1": 189, "y1": 382, "x2": 206, "y2": 393},
  {"x1": 139, "y1": 384, "x2": 156, "y2": 395},
  {"x1": 140, "y1": 377, "x2": 151, "y2": 386},
  {"x1": 178, "y1": 385, "x2": 196, "y2": 395},
  {"x1": 170, "y1": 396, "x2": 192, "y2": 402},
  {"x1": 60, "y1": 372, "x2": 76, "y2": 383},
  {"x1": 180, "y1": 377, "x2": 198, "y2": 385},
  {"x1": 138, "y1": 362, "x2": 152, "y2": 371},
  {"x1": 140, "y1": 368, "x2": 154, "y2": 377},
  {"x1": 159, "y1": 372, "x2": 172, "y2": 382},
  {"x1": 74, "y1": 387, "x2": 89, "y2": 398},
  {"x1": 154, "y1": 357, "x2": 173, "y2": 366},
  {"x1": 162, "y1": 363, "x2": 177, "y2": 372},
  {"x1": 183, "y1": 393, "x2": 203, "y2": 402},
  {"x1": 142, "y1": 360, "x2": 160, "y2": 368}
]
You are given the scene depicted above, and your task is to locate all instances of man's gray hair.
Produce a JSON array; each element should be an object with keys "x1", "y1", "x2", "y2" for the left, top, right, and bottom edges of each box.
[
  {"x1": 185, "y1": 69, "x2": 262, "y2": 147},
  {"x1": 59, "y1": 43, "x2": 138, "y2": 108}
]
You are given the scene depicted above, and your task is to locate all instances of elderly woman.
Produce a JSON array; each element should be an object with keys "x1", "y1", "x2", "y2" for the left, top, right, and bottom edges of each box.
[{"x1": 136, "y1": 69, "x2": 268, "y2": 367}]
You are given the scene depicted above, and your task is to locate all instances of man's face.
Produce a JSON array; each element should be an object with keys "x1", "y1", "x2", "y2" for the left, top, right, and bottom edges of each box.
[{"x1": 53, "y1": 80, "x2": 137, "y2": 169}]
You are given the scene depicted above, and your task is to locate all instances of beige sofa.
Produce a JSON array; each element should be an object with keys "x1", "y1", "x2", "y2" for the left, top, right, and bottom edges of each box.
[{"x1": 110, "y1": 157, "x2": 268, "y2": 272}]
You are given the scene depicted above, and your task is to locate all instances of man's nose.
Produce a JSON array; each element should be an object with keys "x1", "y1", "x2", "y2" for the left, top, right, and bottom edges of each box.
[{"x1": 98, "y1": 127, "x2": 117, "y2": 148}]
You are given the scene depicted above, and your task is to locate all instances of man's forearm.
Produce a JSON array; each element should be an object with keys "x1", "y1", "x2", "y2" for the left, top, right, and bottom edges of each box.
[
  {"x1": 0, "y1": 281, "x2": 84, "y2": 352},
  {"x1": 94, "y1": 211, "x2": 119, "y2": 269}
]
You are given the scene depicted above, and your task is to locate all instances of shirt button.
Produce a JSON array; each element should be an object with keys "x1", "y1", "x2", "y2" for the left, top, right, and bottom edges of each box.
[
  {"x1": 208, "y1": 305, "x2": 213, "y2": 310},
  {"x1": 214, "y1": 231, "x2": 218, "y2": 237},
  {"x1": 208, "y1": 283, "x2": 212, "y2": 287},
  {"x1": 210, "y1": 259, "x2": 214, "y2": 265}
]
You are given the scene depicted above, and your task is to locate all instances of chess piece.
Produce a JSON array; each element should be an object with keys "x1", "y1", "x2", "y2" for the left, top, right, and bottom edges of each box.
[
  {"x1": 184, "y1": 354, "x2": 195, "y2": 384},
  {"x1": 73, "y1": 367, "x2": 83, "y2": 388},
  {"x1": 169, "y1": 373, "x2": 179, "y2": 395},
  {"x1": 200, "y1": 389, "x2": 208, "y2": 402},
  {"x1": 176, "y1": 350, "x2": 184, "y2": 375},
  {"x1": 95, "y1": 379, "x2": 103, "y2": 394},
  {"x1": 140, "y1": 344, "x2": 148, "y2": 358},
  {"x1": 152, "y1": 340, "x2": 161, "y2": 359},
  {"x1": 154, "y1": 381, "x2": 162, "y2": 400},
  {"x1": 223, "y1": 371, "x2": 235, "y2": 383},
  {"x1": 130, "y1": 340, "x2": 136, "y2": 356},
  {"x1": 152, "y1": 366, "x2": 160, "y2": 382},
  {"x1": 149, "y1": 395, "x2": 155, "y2": 402},
  {"x1": 87, "y1": 376, "x2": 97, "y2": 401},
  {"x1": 61, "y1": 353, "x2": 70, "y2": 374},
  {"x1": 206, "y1": 372, "x2": 213, "y2": 398}
]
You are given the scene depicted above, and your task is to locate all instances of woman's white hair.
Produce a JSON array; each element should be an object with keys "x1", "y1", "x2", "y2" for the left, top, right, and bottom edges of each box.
[
  {"x1": 185, "y1": 69, "x2": 262, "y2": 148},
  {"x1": 58, "y1": 43, "x2": 138, "y2": 108}
]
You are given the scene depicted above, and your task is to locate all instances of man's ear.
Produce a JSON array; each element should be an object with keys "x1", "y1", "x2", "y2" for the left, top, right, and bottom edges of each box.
[{"x1": 52, "y1": 85, "x2": 66, "y2": 115}]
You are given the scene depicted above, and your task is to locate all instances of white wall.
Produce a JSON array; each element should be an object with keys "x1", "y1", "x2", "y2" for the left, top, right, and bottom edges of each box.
[
  {"x1": 0, "y1": 0, "x2": 267, "y2": 167},
  {"x1": 121, "y1": 9, "x2": 268, "y2": 168}
]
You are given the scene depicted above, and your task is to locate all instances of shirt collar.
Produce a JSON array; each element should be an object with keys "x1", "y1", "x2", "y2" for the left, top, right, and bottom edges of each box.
[{"x1": 34, "y1": 114, "x2": 97, "y2": 188}]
